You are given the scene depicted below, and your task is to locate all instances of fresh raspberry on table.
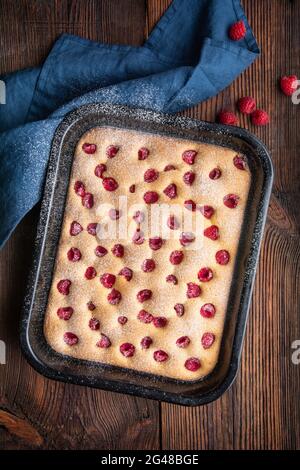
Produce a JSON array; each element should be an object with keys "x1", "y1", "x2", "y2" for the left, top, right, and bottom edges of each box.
[
  {"x1": 280, "y1": 75, "x2": 298, "y2": 96},
  {"x1": 251, "y1": 109, "x2": 270, "y2": 126},
  {"x1": 229, "y1": 20, "x2": 246, "y2": 41},
  {"x1": 217, "y1": 110, "x2": 238, "y2": 126},
  {"x1": 238, "y1": 96, "x2": 256, "y2": 114}
]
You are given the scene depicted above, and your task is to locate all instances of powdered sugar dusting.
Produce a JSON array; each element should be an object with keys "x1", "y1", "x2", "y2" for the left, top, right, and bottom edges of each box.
[{"x1": 44, "y1": 124, "x2": 250, "y2": 381}]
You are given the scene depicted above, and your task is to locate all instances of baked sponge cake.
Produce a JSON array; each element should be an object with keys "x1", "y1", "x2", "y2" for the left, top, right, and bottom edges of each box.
[{"x1": 44, "y1": 127, "x2": 250, "y2": 381}]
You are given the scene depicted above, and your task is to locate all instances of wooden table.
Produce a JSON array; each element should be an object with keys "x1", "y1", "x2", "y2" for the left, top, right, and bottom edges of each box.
[{"x1": 0, "y1": 0, "x2": 299, "y2": 450}]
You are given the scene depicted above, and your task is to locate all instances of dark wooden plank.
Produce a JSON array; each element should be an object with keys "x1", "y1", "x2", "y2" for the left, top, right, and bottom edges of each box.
[
  {"x1": 0, "y1": 0, "x2": 146, "y2": 74},
  {"x1": 150, "y1": 0, "x2": 300, "y2": 450},
  {"x1": 0, "y1": 0, "x2": 160, "y2": 450}
]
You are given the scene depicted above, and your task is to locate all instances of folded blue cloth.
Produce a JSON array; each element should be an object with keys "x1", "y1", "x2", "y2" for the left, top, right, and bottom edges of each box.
[{"x1": 0, "y1": 0, "x2": 259, "y2": 248}]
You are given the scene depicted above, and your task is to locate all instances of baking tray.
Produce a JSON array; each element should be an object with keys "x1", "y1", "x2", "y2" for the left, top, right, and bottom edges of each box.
[{"x1": 21, "y1": 103, "x2": 273, "y2": 406}]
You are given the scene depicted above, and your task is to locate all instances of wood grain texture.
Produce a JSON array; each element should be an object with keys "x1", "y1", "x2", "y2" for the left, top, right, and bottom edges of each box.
[
  {"x1": 0, "y1": 0, "x2": 159, "y2": 451},
  {"x1": 0, "y1": 0, "x2": 299, "y2": 450}
]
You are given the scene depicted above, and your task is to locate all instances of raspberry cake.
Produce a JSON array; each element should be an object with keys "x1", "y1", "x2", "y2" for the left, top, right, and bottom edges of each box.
[{"x1": 44, "y1": 127, "x2": 251, "y2": 381}]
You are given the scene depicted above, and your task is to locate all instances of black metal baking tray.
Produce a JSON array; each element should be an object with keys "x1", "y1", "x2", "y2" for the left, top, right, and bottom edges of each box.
[{"x1": 20, "y1": 103, "x2": 273, "y2": 406}]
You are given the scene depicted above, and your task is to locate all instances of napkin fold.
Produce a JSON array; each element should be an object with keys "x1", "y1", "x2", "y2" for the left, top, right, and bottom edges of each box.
[{"x1": 0, "y1": 0, "x2": 259, "y2": 248}]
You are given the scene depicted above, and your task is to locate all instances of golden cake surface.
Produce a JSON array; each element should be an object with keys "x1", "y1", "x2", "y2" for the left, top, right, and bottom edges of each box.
[{"x1": 44, "y1": 127, "x2": 250, "y2": 381}]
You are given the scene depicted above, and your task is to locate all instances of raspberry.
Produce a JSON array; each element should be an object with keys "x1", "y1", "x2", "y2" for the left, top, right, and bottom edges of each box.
[
  {"x1": 174, "y1": 303, "x2": 184, "y2": 317},
  {"x1": 201, "y1": 332, "x2": 215, "y2": 349},
  {"x1": 233, "y1": 154, "x2": 247, "y2": 170},
  {"x1": 111, "y1": 243, "x2": 124, "y2": 258},
  {"x1": 85, "y1": 267, "x2": 96, "y2": 280},
  {"x1": 280, "y1": 75, "x2": 298, "y2": 96},
  {"x1": 89, "y1": 317, "x2": 100, "y2": 331},
  {"x1": 229, "y1": 20, "x2": 246, "y2": 41},
  {"x1": 106, "y1": 145, "x2": 119, "y2": 158},
  {"x1": 57, "y1": 307, "x2": 73, "y2": 320},
  {"x1": 166, "y1": 274, "x2": 178, "y2": 285},
  {"x1": 198, "y1": 267, "x2": 213, "y2": 282},
  {"x1": 63, "y1": 332, "x2": 79, "y2": 346},
  {"x1": 137, "y1": 310, "x2": 153, "y2": 324},
  {"x1": 107, "y1": 288, "x2": 122, "y2": 305},
  {"x1": 182, "y1": 150, "x2": 197, "y2": 165},
  {"x1": 184, "y1": 199, "x2": 196, "y2": 211},
  {"x1": 137, "y1": 289, "x2": 152, "y2": 303},
  {"x1": 167, "y1": 215, "x2": 179, "y2": 230},
  {"x1": 102, "y1": 177, "x2": 118, "y2": 191},
  {"x1": 163, "y1": 183, "x2": 177, "y2": 199},
  {"x1": 94, "y1": 163, "x2": 107, "y2": 178},
  {"x1": 142, "y1": 259, "x2": 156, "y2": 272},
  {"x1": 169, "y1": 250, "x2": 184, "y2": 265},
  {"x1": 203, "y1": 225, "x2": 219, "y2": 240},
  {"x1": 184, "y1": 357, "x2": 201, "y2": 371},
  {"x1": 87, "y1": 301, "x2": 96, "y2": 311},
  {"x1": 57, "y1": 279, "x2": 71, "y2": 295},
  {"x1": 153, "y1": 350, "x2": 168, "y2": 362},
  {"x1": 96, "y1": 333, "x2": 111, "y2": 348},
  {"x1": 141, "y1": 336, "x2": 152, "y2": 349},
  {"x1": 82, "y1": 193, "x2": 94, "y2": 209},
  {"x1": 209, "y1": 168, "x2": 221, "y2": 180},
  {"x1": 138, "y1": 147, "x2": 149, "y2": 160},
  {"x1": 87, "y1": 223, "x2": 98, "y2": 236},
  {"x1": 120, "y1": 342, "x2": 135, "y2": 357},
  {"x1": 183, "y1": 171, "x2": 195, "y2": 186},
  {"x1": 108, "y1": 208, "x2": 121, "y2": 220},
  {"x1": 179, "y1": 232, "x2": 195, "y2": 246},
  {"x1": 143, "y1": 191, "x2": 159, "y2": 204},
  {"x1": 216, "y1": 249, "x2": 230, "y2": 265},
  {"x1": 164, "y1": 164, "x2": 176, "y2": 171},
  {"x1": 100, "y1": 273, "x2": 116, "y2": 288},
  {"x1": 199, "y1": 205, "x2": 214, "y2": 219},
  {"x1": 186, "y1": 282, "x2": 201, "y2": 298},
  {"x1": 132, "y1": 229, "x2": 145, "y2": 245},
  {"x1": 251, "y1": 109, "x2": 270, "y2": 126},
  {"x1": 95, "y1": 245, "x2": 108, "y2": 257},
  {"x1": 74, "y1": 180, "x2": 86, "y2": 197},
  {"x1": 218, "y1": 110, "x2": 238, "y2": 126},
  {"x1": 133, "y1": 210, "x2": 145, "y2": 224},
  {"x1": 129, "y1": 184, "x2": 135, "y2": 193},
  {"x1": 118, "y1": 267, "x2": 133, "y2": 281},
  {"x1": 153, "y1": 317, "x2": 168, "y2": 328},
  {"x1": 82, "y1": 143, "x2": 97, "y2": 154},
  {"x1": 149, "y1": 237, "x2": 163, "y2": 251},
  {"x1": 67, "y1": 247, "x2": 81, "y2": 262},
  {"x1": 118, "y1": 316, "x2": 128, "y2": 325},
  {"x1": 223, "y1": 193, "x2": 239, "y2": 208},
  {"x1": 238, "y1": 96, "x2": 256, "y2": 114},
  {"x1": 200, "y1": 303, "x2": 216, "y2": 318},
  {"x1": 176, "y1": 336, "x2": 190, "y2": 348},
  {"x1": 144, "y1": 168, "x2": 159, "y2": 183},
  {"x1": 70, "y1": 221, "x2": 83, "y2": 236}
]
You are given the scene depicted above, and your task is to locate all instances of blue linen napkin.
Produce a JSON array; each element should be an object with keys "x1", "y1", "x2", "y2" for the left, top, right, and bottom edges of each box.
[{"x1": 0, "y1": 0, "x2": 259, "y2": 248}]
